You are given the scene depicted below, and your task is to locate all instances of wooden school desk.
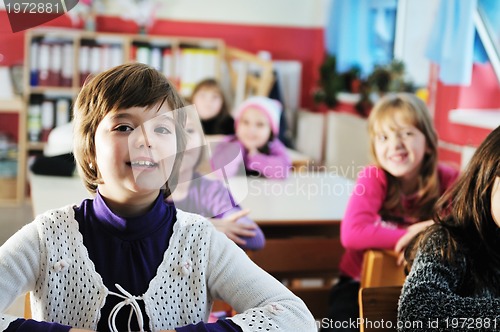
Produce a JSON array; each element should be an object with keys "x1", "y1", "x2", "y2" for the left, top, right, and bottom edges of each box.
[
  {"x1": 29, "y1": 171, "x2": 354, "y2": 318},
  {"x1": 30, "y1": 170, "x2": 353, "y2": 219}
]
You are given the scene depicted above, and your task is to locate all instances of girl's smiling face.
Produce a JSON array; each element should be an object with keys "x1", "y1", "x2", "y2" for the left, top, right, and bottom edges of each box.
[
  {"x1": 236, "y1": 108, "x2": 272, "y2": 151},
  {"x1": 94, "y1": 104, "x2": 177, "y2": 203},
  {"x1": 373, "y1": 114, "x2": 428, "y2": 188}
]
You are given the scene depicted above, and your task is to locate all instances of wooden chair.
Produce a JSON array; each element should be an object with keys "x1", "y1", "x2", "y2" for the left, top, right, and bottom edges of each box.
[
  {"x1": 224, "y1": 47, "x2": 275, "y2": 106},
  {"x1": 211, "y1": 299, "x2": 235, "y2": 318},
  {"x1": 360, "y1": 250, "x2": 406, "y2": 288},
  {"x1": 248, "y1": 235, "x2": 344, "y2": 318},
  {"x1": 24, "y1": 292, "x2": 31, "y2": 319},
  {"x1": 358, "y1": 286, "x2": 402, "y2": 332}
]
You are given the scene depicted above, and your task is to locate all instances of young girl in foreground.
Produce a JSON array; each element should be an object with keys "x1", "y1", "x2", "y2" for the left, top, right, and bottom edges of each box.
[
  {"x1": 322, "y1": 93, "x2": 458, "y2": 331},
  {"x1": 398, "y1": 125, "x2": 500, "y2": 331},
  {"x1": 211, "y1": 96, "x2": 291, "y2": 179},
  {"x1": 0, "y1": 63, "x2": 315, "y2": 332}
]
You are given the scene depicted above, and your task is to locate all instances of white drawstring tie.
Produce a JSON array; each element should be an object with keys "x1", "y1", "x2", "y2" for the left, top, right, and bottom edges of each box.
[{"x1": 108, "y1": 283, "x2": 145, "y2": 332}]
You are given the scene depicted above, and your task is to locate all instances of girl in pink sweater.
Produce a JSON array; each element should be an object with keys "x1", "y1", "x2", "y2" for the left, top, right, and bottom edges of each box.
[{"x1": 321, "y1": 93, "x2": 458, "y2": 332}]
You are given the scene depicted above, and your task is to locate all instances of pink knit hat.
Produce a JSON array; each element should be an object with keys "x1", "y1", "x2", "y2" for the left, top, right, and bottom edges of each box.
[{"x1": 234, "y1": 96, "x2": 282, "y2": 135}]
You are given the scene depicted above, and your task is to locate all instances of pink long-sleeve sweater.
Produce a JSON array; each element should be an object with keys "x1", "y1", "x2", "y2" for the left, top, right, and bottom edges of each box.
[{"x1": 339, "y1": 164, "x2": 459, "y2": 279}]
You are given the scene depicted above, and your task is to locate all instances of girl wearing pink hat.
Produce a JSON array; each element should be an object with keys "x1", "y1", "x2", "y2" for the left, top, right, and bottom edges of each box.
[{"x1": 212, "y1": 96, "x2": 291, "y2": 179}]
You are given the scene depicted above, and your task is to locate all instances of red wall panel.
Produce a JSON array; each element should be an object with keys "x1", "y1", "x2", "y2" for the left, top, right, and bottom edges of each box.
[
  {"x1": 433, "y1": 62, "x2": 500, "y2": 148},
  {"x1": 437, "y1": 146, "x2": 461, "y2": 171},
  {"x1": 459, "y1": 63, "x2": 500, "y2": 108},
  {"x1": 0, "y1": 113, "x2": 19, "y2": 141},
  {"x1": 0, "y1": 10, "x2": 74, "y2": 66},
  {"x1": 101, "y1": 17, "x2": 325, "y2": 109},
  {"x1": 0, "y1": 10, "x2": 26, "y2": 66}
]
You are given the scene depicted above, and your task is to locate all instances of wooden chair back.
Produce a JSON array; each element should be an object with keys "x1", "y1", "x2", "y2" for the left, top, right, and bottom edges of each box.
[
  {"x1": 24, "y1": 292, "x2": 31, "y2": 319},
  {"x1": 224, "y1": 47, "x2": 274, "y2": 106},
  {"x1": 211, "y1": 299, "x2": 236, "y2": 318},
  {"x1": 358, "y1": 286, "x2": 402, "y2": 332},
  {"x1": 360, "y1": 250, "x2": 406, "y2": 288}
]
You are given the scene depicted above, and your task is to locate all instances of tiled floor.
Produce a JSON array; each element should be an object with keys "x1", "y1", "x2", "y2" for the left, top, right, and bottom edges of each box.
[{"x1": 1, "y1": 201, "x2": 35, "y2": 317}]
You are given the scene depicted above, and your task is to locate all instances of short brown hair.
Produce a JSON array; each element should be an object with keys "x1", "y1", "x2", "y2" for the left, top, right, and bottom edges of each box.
[{"x1": 73, "y1": 62, "x2": 187, "y2": 196}]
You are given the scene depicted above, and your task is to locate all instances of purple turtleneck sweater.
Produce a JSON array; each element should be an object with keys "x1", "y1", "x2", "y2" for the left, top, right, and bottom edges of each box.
[{"x1": 6, "y1": 191, "x2": 241, "y2": 332}]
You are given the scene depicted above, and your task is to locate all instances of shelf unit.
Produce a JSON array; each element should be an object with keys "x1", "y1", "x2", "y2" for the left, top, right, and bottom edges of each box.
[
  {"x1": 22, "y1": 27, "x2": 225, "y2": 153},
  {"x1": 0, "y1": 97, "x2": 26, "y2": 205}
]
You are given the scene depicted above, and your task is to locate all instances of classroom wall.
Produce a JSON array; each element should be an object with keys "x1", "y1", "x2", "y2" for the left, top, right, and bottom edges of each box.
[
  {"x1": 0, "y1": 0, "x2": 331, "y2": 109},
  {"x1": 105, "y1": 0, "x2": 329, "y2": 28},
  {"x1": 432, "y1": 61, "x2": 500, "y2": 168},
  {"x1": 1, "y1": 0, "x2": 497, "y2": 163}
]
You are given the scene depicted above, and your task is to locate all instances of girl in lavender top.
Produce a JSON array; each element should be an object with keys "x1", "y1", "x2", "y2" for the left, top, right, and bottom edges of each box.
[
  {"x1": 167, "y1": 109, "x2": 265, "y2": 250},
  {"x1": 0, "y1": 63, "x2": 315, "y2": 332}
]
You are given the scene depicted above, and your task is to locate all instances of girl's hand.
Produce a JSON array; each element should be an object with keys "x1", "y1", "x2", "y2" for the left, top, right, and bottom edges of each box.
[
  {"x1": 394, "y1": 219, "x2": 434, "y2": 265},
  {"x1": 211, "y1": 209, "x2": 256, "y2": 245}
]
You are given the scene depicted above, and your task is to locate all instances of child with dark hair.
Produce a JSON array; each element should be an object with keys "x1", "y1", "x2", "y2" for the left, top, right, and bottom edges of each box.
[
  {"x1": 398, "y1": 125, "x2": 500, "y2": 331},
  {"x1": 191, "y1": 78, "x2": 234, "y2": 135}
]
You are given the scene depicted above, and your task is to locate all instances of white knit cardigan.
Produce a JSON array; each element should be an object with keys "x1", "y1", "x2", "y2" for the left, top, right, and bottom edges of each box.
[{"x1": 0, "y1": 205, "x2": 316, "y2": 331}]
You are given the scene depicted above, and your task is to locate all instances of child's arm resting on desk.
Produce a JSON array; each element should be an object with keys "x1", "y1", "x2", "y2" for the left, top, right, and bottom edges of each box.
[
  {"x1": 0, "y1": 223, "x2": 72, "y2": 332},
  {"x1": 202, "y1": 178, "x2": 265, "y2": 250},
  {"x1": 204, "y1": 227, "x2": 316, "y2": 332},
  {"x1": 213, "y1": 208, "x2": 265, "y2": 250},
  {"x1": 341, "y1": 166, "x2": 406, "y2": 250}
]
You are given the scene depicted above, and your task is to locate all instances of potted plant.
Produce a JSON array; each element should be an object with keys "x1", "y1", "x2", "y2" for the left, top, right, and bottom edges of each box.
[
  {"x1": 312, "y1": 54, "x2": 344, "y2": 111},
  {"x1": 313, "y1": 55, "x2": 365, "y2": 114},
  {"x1": 355, "y1": 60, "x2": 415, "y2": 117}
]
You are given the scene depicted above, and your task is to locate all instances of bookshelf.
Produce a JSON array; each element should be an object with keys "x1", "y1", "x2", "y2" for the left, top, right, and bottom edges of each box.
[{"x1": 22, "y1": 27, "x2": 225, "y2": 151}]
